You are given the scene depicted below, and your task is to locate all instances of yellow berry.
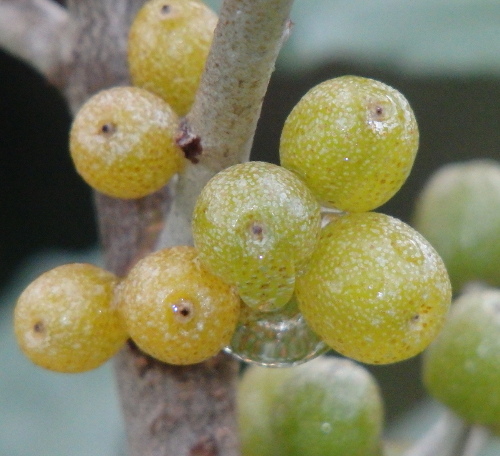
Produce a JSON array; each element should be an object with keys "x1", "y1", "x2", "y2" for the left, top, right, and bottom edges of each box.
[
  {"x1": 280, "y1": 76, "x2": 419, "y2": 212},
  {"x1": 69, "y1": 86, "x2": 184, "y2": 199},
  {"x1": 14, "y1": 263, "x2": 127, "y2": 373},
  {"x1": 118, "y1": 246, "x2": 240, "y2": 365},
  {"x1": 128, "y1": 0, "x2": 218, "y2": 115},
  {"x1": 296, "y1": 212, "x2": 451, "y2": 365}
]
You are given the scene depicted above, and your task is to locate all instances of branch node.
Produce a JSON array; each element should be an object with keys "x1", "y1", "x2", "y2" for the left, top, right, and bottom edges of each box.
[
  {"x1": 128, "y1": 338, "x2": 156, "y2": 377},
  {"x1": 178, "y1": 119, "x2": 203, "y2": 164},
  {"x1": 190, "y1": 436, "x2": 219, "y2": 456}
]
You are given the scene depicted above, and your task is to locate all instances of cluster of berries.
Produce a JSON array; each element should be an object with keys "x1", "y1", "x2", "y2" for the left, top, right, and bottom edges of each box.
[
  {"x1": 15, "y1": 72, "x2": 453, "y2": 371},
  {"x1": 14, "y1": 0, "x2": 452, "y2": 373}
]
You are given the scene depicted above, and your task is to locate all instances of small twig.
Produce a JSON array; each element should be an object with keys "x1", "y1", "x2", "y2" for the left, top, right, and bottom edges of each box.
[
  {"x1": 402, "y1": 409, "x2": 468, "y2": 456},
  {"x1": 0, "y1": 0, "x2": 71, "y2": 85},
  {"x1": 459, "y1": 425, "x2": 491, "y2": 456}
]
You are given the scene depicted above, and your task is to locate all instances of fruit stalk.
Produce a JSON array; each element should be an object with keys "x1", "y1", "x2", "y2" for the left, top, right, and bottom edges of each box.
[
  {"x1": 401, "y1": 410, "x2": 466, "y2": 456},
  {"x1": 401, "y1": 410, "x2": 489, "y2": 456},
  {"x1": 458, "y1": 426, "x2": 491, "y2": 456}
]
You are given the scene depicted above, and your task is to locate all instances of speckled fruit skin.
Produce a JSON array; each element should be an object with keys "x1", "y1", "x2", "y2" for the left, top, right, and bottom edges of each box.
[
  {"x1": 70, "y1": 86, "x2": 184, "y2": 199},
  {"x1": 238, "y1": 356, "x2": 384, "y2": 456},
  {"x1": 14, "y1": 263, "x2": 126, "y2": 373},
  {"x1": 423, "y1": 288, "x2": 500, "y2": 427},
  {"x1": 280, "y1": 76, "x2": 419, "y2": 212},
  {"x1": 128, "y1": 0, "x2": 217, "y2": 116},
  {"x1": 192, "y1": 161, "x2": 321, "y2": 311},
  {"x1": 413, "y1": 159, "x2": 500, "y2": 292},
  {"x1": 296, "y1": 212, "x2": 451, "y2": 365},
  {"x1": 118, "y1": 246, "x2": 240, "y2": 365}
]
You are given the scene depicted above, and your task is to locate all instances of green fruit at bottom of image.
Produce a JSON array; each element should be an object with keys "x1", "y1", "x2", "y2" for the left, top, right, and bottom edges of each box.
[
  {"x1": 238, "y1": 364, "x2": 294, "y2": 456},
  {"x1": 238, "y1": 356, "x2": 384, "y2": 456}
]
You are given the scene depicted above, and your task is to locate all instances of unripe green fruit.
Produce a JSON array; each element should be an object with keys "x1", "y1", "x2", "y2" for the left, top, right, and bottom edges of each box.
[
  {"x1": 70, "y1": 86, "x2": 184, "y2": 199},
  {"x1": 192, "y1": 161, "x2": 321, "y2": 311},
  {"x1": 413, "y1": 159, "x2": 500, "y2": 291},
  {"x1": 280, "y1": 75, "x2": 419, "y2": 212},
  {"x1": 238, "y1": 364, "x2": 294, "y2": 456},
  {"x1": 238, "y1": 356, "x2": 384, "y2": 456},
  {"x1": 118, "y1": 246, "x2": 240, "y2": 365},
  {"x1": 128, "y1": 0, "x2": 218, "y2": 115},
  {"x1": 296, "y1": 212, "x2": 451, "y2": 365},
  {"x1": 14, "y1": 263, "x2": 127, "y2": 373},
  {"x1": 423, "y1": 288, "x2": 500, "y2": 427}
]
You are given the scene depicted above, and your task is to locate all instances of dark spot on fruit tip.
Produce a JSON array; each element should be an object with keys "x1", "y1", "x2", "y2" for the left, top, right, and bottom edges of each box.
[
  {"x1": 248, "y1": 221, "x2": 265, "y2": 241},
  {"x1": 177, "y1": 119, "x2": 202, "y2": 164},
  {"x1": 368, "y1": 101, "x2": 389, "y2": 122},
  {"x1": 161, "y1": 4, "x2": 171, "y2": 14},
  {"x1": 100, "y1": 122, "x2": 116, "y2": 136},
  {"x1": 172, "y1": 299, "x2": 194, "y2": 323},
  {"x1": 408, "y1": 314, "x2": 421, "y2": 330},
  {"x1": 33, "y1": 320, "x2": 45, "y2": 334}
]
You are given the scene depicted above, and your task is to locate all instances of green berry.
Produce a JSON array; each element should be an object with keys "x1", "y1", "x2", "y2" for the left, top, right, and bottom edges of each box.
[
  {"x1": 238, "y1": 363, "x2": 294, "y2": 456},
  {"x1": 70, "y1": 86, "x2": 184, "y2": 199},
  {"x1": 296, "y1": 212, "x2": 451, "y2": 365},
  {"x1": 192, "y1": 161, "x2": 321, "y2": 311},
  {"x1": 14, "y1": 263, "x2": 127, "y2": 373},
  {"x1": 128, "y1": 0, "x2": 218, "y2": 115},
  {"x1": 413, "y1": 159, "x2": 500, "y2": 291},
  {"x1": 238, "y1": 356, "x2": 384, "y2": 456},
  {"x1": 280, "y1": 75, "x2": 419, "y2": 212},
  {"x1": 423, "y1": 288, "x2": 500, "y2": 427},
  {"x1": 118, "y1": 246, "x2": 240, "y2": 365}
]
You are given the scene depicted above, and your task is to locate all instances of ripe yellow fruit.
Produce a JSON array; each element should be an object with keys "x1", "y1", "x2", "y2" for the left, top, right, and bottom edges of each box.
[
  {"x1": 70, "y1": 86, "x2": 184, "y2": 199},
  {"x1": 14, "y1": 263, "x2": 127, "y2": 373},
  {"x1": 118, "y1": 246, "x2": 240, "y2": 365},
  {"x1": 280, "y1": 76, "x2": 419, "y2": 212},
  {"x1": 296, "y1": 212, "x2": 451, "y2": 365},
  {"x1": 128, "y1": 0, "x2": 218, "y2": 116}
]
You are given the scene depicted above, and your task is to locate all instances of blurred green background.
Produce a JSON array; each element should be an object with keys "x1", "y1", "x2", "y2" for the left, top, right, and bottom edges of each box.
[{"x1": 1, "y1": 1, "x2": 500, "y2": 454}]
